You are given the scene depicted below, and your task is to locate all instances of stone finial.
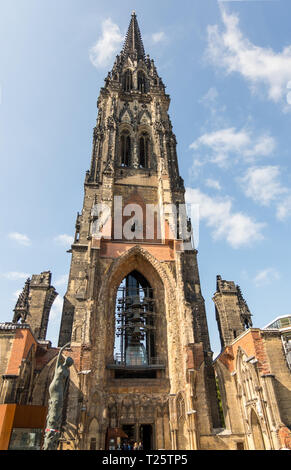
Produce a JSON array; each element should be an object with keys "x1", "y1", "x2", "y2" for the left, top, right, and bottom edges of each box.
[{"x1": 13, "y1": 278, "x2": 30, "y2": 323}]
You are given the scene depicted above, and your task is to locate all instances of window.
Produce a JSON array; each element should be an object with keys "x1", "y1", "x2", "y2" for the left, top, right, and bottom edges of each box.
[
  {"x1": 139, "y1": 133, "x2": 150, "y2": 168},
  {"x1": 90, "y1": 438, "x2": 97, "y2": 450},
  {"x1": 280, "y1": 316, "x2": 291, "y2": 328},
  {"x1": 120, "y1": 132, "x2": 131, "y2": 167},
  {"x1": 137, "y1": 71, "x2": 147, "y2": 93},
  {"x1": 236, "y1": 442, "x2": 244, "y2": 450},
  {"x1": 123, "y1": 70, "x2": 132, "y2": 92},
  {"x1": 215, "y1": 377, "x2": 225, "y2": 428},
  {"x1": 114, "y1": 271, "x2": 156, "y2": 367},
  {"x1": 9, "y1": 428, "x2": 42, "y2": 450}
]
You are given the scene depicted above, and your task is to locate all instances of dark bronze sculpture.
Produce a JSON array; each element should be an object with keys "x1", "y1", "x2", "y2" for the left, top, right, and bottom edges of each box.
[{"x1": 43, "y1": 343, "x2": 73, "y2": 450}]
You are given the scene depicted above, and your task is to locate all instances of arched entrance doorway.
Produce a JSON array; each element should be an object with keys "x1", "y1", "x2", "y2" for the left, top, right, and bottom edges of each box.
[
  {"x1": 114, "y1": 270, "x2": 156, "y2": 370},
  {"x1": 100, "y1": 247, "x2": 173, "y2": 451}
]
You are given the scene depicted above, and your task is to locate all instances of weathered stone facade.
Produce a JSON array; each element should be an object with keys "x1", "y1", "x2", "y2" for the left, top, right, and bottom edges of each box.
[
  {"x1": 214, "y1": 328, "x2": 291, "y2": 450},
  {"x1": 54, "y1": 12, "x2": 220, "y2": 449},
  {"x1": 213, "y1": 279, "x2": 291, "y2": 450},
  {"x1": 213, "y1": 275, "x2": 253, "y2": 349},
  {"x1": 0, "y1": 13, "x2": 290, "y2": 451},
  {"x1": 12, "y1": 272, "x2": 57, "y2": 341}
]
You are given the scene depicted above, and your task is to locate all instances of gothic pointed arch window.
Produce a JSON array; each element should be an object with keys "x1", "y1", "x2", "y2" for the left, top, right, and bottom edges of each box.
[
  {"x1": 139, "y1": 133, "x2": 150, "y2": 168},
  {"x1": 88, "y1": 418, "x2": 99, "y2": 450},
  {"x1": 250, "y1": 409, "x2": 265, "y2": 450},
  {"x1": 120, "y1": 130, "x2": 131, "y2": 167},
  {"x1": 122, "y1": 70, "x2": 133, "y2": 92},
  {"x1": 137, "y1": 71, "x2": 147, "y2": 93},
  {"x1": 114, "y1": 271, "x2": 156, "y2": 369},
  {"x1": 176, "y1": 394, "x2": 188, "y2": 450}
]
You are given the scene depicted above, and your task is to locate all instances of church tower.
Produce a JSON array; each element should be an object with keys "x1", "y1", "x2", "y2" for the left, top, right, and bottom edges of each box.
[
  {"x1": 58, "y1": 12, "x2": 220, "y2": 449},
  {"x1": 213, "y1": 275, "x2": 253, "y2": 349}
]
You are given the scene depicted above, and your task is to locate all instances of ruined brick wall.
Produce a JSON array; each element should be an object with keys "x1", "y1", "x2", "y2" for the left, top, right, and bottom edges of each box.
[
  {"x1": 214, "y1": 328, "x2": 291, "y2": 450},
  {"x1": 213, "y1": 276, "x2": 251, "y2": 349},
  {"x1": 263, "y1": 331, "x2": 291, "y2": 427},
  {"x1": 28, "y1": 13, "x2": 221, "y2": 449},
  {"x1": 0, "y1": 330, "x2": 15, "y2": 377}
]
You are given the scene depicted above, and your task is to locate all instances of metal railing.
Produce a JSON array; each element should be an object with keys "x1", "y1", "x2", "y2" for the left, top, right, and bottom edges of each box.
[{"x1": 111, "y1": 353, "x2": 164, "y2": 367}]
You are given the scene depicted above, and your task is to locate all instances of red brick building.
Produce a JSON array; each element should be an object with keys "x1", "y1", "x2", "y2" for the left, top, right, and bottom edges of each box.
[{"x1": 213, "y1": 276, "x2": 291, "y2": 450}]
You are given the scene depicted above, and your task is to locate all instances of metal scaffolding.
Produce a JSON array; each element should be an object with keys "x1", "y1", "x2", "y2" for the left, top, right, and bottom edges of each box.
[{"x1": 115, "y1": 284, "x2": 157, "y2": 366}]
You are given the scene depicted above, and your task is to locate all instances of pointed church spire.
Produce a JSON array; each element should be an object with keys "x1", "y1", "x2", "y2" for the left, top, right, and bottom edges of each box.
[{"x1": 123, "y1": 11, "x2": 145, "y2": 60}]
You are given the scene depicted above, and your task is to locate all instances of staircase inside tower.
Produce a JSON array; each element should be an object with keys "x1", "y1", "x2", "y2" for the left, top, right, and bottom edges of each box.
[{"x1": 107, "y1": 270, "x2": 165, "y2": 378}]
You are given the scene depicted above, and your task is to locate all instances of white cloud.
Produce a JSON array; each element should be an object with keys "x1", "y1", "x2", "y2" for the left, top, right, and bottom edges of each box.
[
  {"x1": 50, "y1": 296, "x2": 63, "y2": 321},
  {"x1": 54, "y1": 234, "x2": 74, "y2": 246},
  {"x1": 206, "y1": 7, "x2": 291, "y2": 107},
  {"x1": 89, "y1": 18, "x2": 124, "y2": 69},
  {"x1": 190, "y1": 127, "x2": 275, "y2": 167},
  {"x1": 55, "y1": 274, "x2": 69, "y2": 287},
  {"x1": 205, "y1": 178, "x2": 222, "y2": 191},
  {"x1": 239, "y1": 166, "x2": 287, "y2": 206},
  {"x1": 239, "y1": 166, "x2": 291, "y2": 220},
  {"x1": 185, "y1": 187, "x2": 265, "y2": 248},
  {"x1": 199, "y1": 87, "x2": 227, "y2": 122},
  {"x1": 287, "y1": 80, "x2": 291, "y2": 105},
  {"x1": 254, "y1": 268, "x2": 280, "y2": 287},
  {"x1": 2, "y1": 272, "x2": 29, "y2": 281},
  {"x1": 243, "y1": 135, "x2": 276, "y2": 159},
  {"x1": 200, "y1": 87, "x2": 219, "y2": 106},
  {"x1": 152, "y1": 32, "x2": 166, "y2": 44},
  {"x1": 277, "y1": 195, "x2": 291, "y2": 221},
  {"x1": 8, "y1": 232, "x2": 31, "y2": 246}
]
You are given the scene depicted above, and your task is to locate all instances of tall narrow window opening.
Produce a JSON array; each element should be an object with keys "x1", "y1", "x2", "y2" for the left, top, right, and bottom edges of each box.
[
  {"x1": 123, "y1": 70, "x2": 133, "y2": 92},
  {"x1": 137, "y1": 71, "x2": 147, "y2": 93},
  {"x1": 120, "y1": 132, "x2": 131, "y2": 167},
  {"x1": 139, "y1": 133, "x2": 149, "y2": 168},
  {"x1": 114, "y1": 271, "x2": 156, "y2": 366}
]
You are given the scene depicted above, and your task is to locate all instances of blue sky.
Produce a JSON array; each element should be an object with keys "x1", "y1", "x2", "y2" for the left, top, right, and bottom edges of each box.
[{"x1": 1, "y1": 0, "x2": 291, "y2": 356}]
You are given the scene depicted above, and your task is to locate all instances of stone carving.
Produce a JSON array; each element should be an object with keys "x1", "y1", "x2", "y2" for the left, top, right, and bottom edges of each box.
[
  {"x1": 13, "y1": 278, "x2": 30, "y2": 323},
  {"x1": 54, "y1": 12, "x2": 223, "y2": 449},
  {"x1": 43, "y1": 343, "x2": 74, "y2": 450}
]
